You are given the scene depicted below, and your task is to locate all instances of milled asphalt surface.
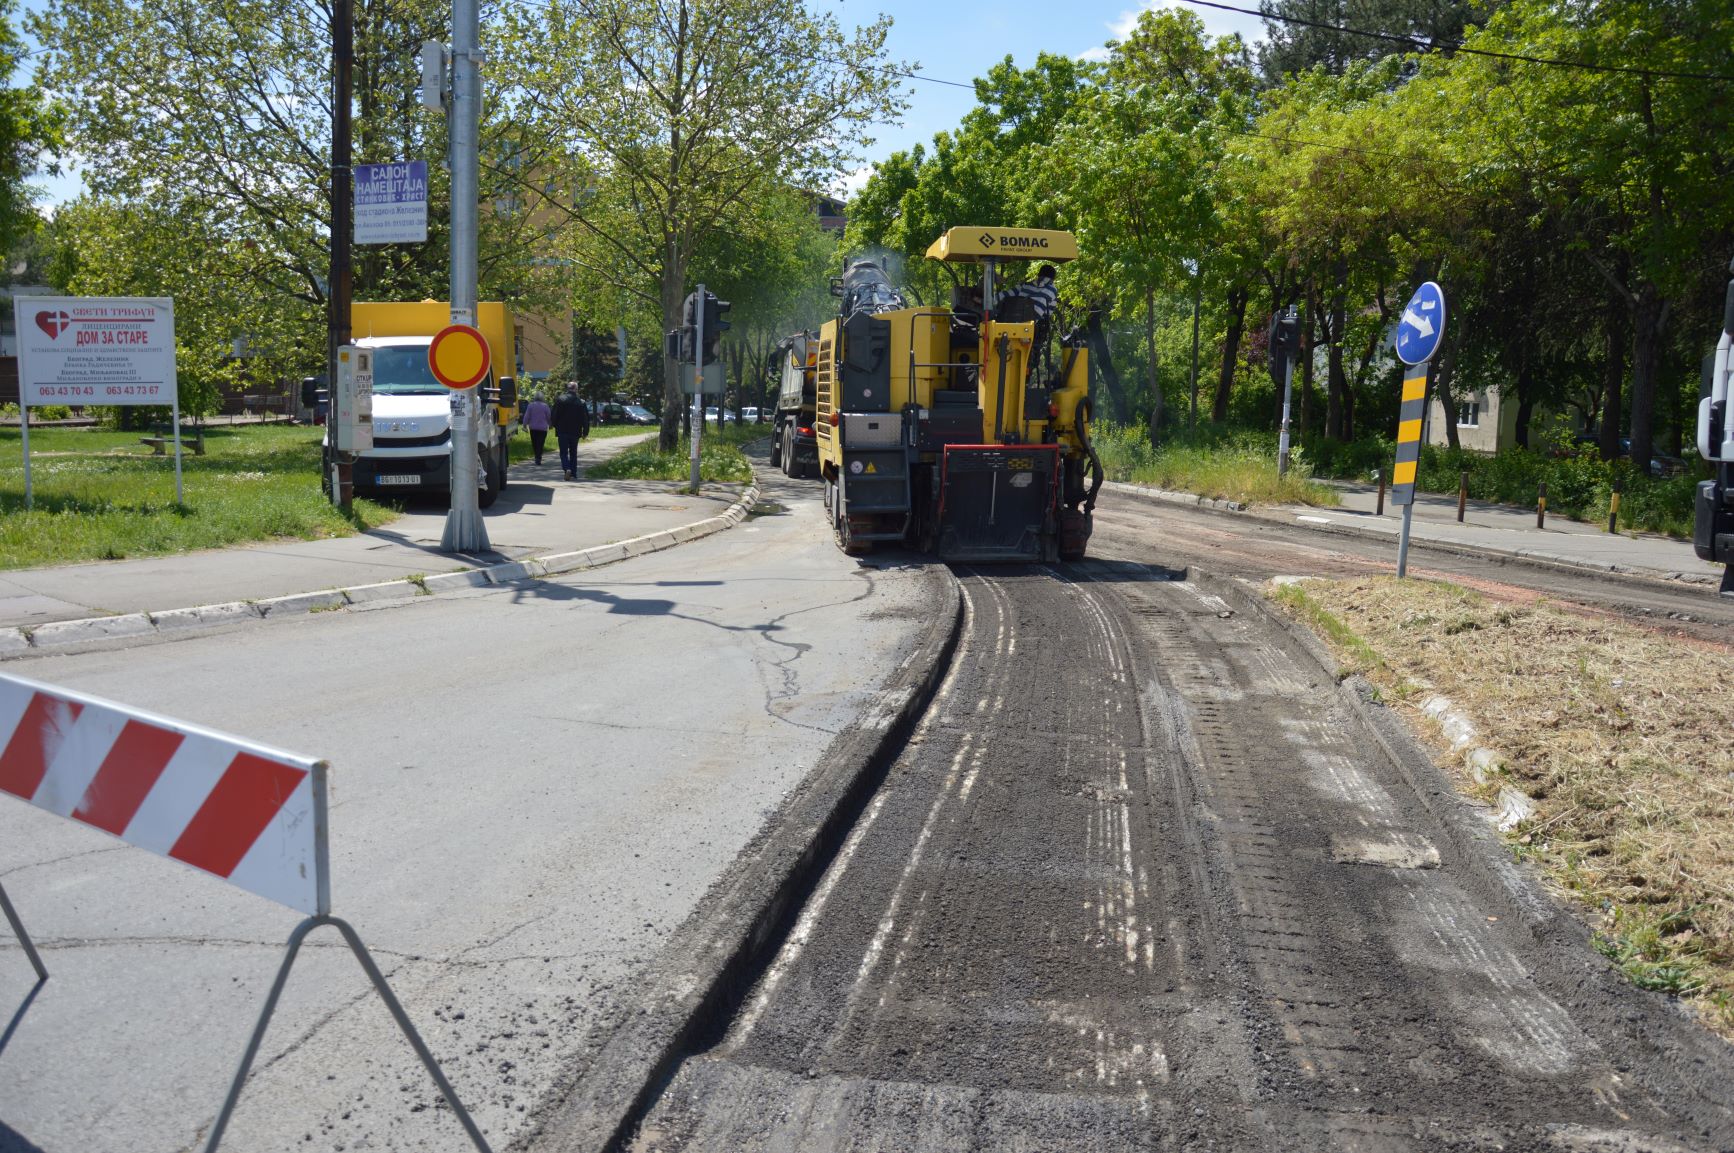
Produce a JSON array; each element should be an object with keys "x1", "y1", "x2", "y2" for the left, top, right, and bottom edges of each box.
[
  {"x1": 630, "y1": 560, "x2": 1734, "y2": 1151},
  {"x1": 0, "y1": 432, "x2": 751, "y2": 629},
  {"x1": 0, "y1": 466, "x2": 940, "y2": 1153}
]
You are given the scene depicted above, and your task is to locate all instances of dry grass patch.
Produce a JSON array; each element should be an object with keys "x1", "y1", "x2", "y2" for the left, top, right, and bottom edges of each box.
[{"x1": 1270, "y1": 575, "x2": 1734, "y2": 1035}]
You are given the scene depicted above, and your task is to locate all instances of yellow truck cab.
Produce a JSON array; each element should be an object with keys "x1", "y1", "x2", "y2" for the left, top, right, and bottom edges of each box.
[
  {"x1": 814, "y1": 227, "x2": 1103, "y2": 561},
  {"x1": 338, "y1": 301, "x2": 519, "y2": 507}
]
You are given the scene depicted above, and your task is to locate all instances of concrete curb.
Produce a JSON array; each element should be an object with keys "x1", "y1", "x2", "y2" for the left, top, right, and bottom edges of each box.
[
  {"x1": 523, "y1": 568, "x2": 966, "y2": 1153},
  {"x1": 6, "y1": 483, "x2": 760, "y2": 657},
  {"x1": 1108, "y1": 479, "x2": 1718, "y2": 589}
]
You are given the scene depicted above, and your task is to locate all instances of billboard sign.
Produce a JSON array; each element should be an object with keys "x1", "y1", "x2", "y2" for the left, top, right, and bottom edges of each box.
[
  {"x1": 14, "y1": 296, "x2": 177, "y2": 407},
  {"x1": 354, "y1": 161, "x2": 429, "y2": 244}
]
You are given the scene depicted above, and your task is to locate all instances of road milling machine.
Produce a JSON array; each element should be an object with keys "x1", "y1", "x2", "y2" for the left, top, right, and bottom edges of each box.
[{"x1": 815, "y1": 227, "x2": 1105, "y2": 562}]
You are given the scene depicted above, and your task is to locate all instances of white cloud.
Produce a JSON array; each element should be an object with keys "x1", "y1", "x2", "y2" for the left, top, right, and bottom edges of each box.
[
  {"x1": 1077, "y1": 0, "x2": 1266, "y2": 61},
  {"x1": 831, "y1": 164, "x2": 876, "y2": 200}
]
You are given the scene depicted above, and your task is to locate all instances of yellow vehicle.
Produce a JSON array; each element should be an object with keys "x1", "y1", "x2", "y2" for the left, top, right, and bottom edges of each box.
[
  {"x1": 342, "y1": 301, "x2": 520, "y2": 506},
  {"x1": 815, "y1": 227, "x2": 1104, "y2": 561}
]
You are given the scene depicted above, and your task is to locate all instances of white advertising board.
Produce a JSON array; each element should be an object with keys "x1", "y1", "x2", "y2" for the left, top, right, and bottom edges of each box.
[{"x1": 14, "y1": 296, "x2": 177, "y2": 407}]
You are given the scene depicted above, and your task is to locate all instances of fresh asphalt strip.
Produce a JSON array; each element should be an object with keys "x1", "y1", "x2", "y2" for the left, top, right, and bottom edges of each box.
[{"x1": 519, "y1": 567, "x2": 964, "y2": 1153}]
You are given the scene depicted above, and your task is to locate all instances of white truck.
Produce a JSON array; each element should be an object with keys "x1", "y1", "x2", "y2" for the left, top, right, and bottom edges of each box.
[
  {"x1": 310, "y1": 302, "x2": 519, "y2": 507},
  {"x1": 1696, "y1": 258, "x2": 1734, "y2": 597}
]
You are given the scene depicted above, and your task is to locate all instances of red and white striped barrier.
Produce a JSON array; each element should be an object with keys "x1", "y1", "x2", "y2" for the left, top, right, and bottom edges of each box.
[
  {"x1": 0, "y1": 671, "x2": 327, "y2": 915},
  {"x1": 0, "y1": 670, "x2": 491, "y2": 1151}
]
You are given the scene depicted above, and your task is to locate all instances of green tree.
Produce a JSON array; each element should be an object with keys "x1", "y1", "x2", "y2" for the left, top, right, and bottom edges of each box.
[
  {"x1": 0, "y1": 0, "x2": 61, "y2": 266},
  {"x1": 492, "y1": 0, "x2": 907, "y2": 450}
]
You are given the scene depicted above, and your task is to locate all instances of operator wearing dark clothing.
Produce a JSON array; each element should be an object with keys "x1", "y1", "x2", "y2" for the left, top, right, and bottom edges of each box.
[{"x1": 551, "y1": 383, "x2": 589, "y2": 479}]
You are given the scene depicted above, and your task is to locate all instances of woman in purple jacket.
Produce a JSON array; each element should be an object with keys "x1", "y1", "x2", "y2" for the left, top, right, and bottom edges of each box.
[{"x1": 520, "y1": 391, "x2": 553, "y2": 466}]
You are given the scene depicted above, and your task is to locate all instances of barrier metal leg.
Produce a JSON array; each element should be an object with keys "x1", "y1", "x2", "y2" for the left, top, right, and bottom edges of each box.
[
  {"x1": 0, "y1": 880, "x2": 48, "y2": 983},
  {"x1": 205, "y1": 914, "x2": 491, "y2": 1153}
]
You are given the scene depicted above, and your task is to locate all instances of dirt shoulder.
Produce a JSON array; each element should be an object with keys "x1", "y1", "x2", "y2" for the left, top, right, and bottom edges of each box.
[{"x1": 1270, "y1": 574, "x2": 1734, "y2": 1038}]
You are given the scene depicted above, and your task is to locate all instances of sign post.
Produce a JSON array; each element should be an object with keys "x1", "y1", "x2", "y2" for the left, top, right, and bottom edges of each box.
[
  {"x1": 441, "y1": 0, "x2": 488, "y2": 553},
  {"x1": 1391, "y1": 281, "x2": 1446, "y2": 578},
  {"x1": 691, "y1": 283, "x2": 706, "y2": 493},
  {"x1": 13, "y1": 297, "x2": 180, "y2": 510},
  {"x1": 429, "y1": 322, "x2": 492, "y2": 551}
]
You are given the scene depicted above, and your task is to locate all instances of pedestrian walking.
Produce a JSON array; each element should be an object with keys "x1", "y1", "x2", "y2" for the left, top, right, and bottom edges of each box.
[
  {"x1": 552, "y1": 382, "x2": 588, "y2": 480},
  {"x1": 520, "y1": 390, "x2": 552, "y2": 466}
]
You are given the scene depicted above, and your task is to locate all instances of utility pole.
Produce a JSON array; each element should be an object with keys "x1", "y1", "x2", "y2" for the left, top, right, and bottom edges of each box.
[
  {"x1": 1270, "y1": 305, "x2": 1299, "y2": 477},
  {"x1": 439, "y1": 0, "x2": 489, "y2": 552},
  {"x1": 329, "y1": 0, "x2": 354, "y2": 513},
  {"x1": 1188, "y1": 275, "x2": 1202, "y2": 433},
  {"x1": 690, "y1": 284, "x2": 705, "y2": 493}
]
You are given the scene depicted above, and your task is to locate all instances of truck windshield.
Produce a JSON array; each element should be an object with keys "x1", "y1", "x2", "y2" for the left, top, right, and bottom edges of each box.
[{"x1": 370, "y1": 345, "x2": 458, "y2": 394}]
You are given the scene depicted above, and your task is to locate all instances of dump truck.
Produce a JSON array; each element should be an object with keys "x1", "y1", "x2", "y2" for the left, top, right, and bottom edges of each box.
[
  {"x1": 324, "y1": 301, "x2": 519, "y2": 507},
  {"x1": 814, "y1": 227, "x2": 1104, "y2": 561},
  {"x1": 767, "y1": 332, "x2": 819, "y2": 478}
]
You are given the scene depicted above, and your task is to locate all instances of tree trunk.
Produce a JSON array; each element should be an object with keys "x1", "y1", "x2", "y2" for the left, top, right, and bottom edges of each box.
[
  {"x1": 1325, "y1": 264, "x2": 1349, "y2": 441},
  {"x1": 1084, "y1": 306, "x2": 1129, "y2": 424},
  {"x1": 1599, "y1": 289, "x2": 1626, "y2": 461},
  {"x1": 1145, "y1": 287, "x2": 1163, "y2": 446},
  {"x1": 1213, "y1": 283, "x2": 1248, "y2": 423},
  {"x1": 1187, "y1": 276, "x2": 1202, "y2": 433},
  {"x1": 1514, "y1": 362, "x2": 1535, "y2": 450},
  {"x1": 1299, "y1": 283, "x2": 1316, "y2": 441},
  {"x1": 658, "y1": 244, "x2": 687, "y2": 452},
  {"x1": 1628, "y1": 283, "x2": 1668, "y2": 477}
]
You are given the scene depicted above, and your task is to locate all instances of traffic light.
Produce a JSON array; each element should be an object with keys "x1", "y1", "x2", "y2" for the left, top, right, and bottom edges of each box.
[
  {"x1": 1267, "y1": 306, "x2": 1301, "y2": 386},
  {"x1": 701, "y1": 293, "x2": 730, "y2": 365},
  {"x1": 665, "y1": 327, "x2": 695, "y2": 363}
]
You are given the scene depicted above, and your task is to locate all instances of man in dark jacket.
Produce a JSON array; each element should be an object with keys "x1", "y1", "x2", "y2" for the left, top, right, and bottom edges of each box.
[{"x1": 552, "y1": 383, "x2": 588, "y2": 479}]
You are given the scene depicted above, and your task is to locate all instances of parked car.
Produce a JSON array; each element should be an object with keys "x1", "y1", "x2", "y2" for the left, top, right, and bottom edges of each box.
[
  {"x1": 740, "y1": 406, "x2": 760, "y2": 422},
  {"x1": 622, "y1": 405, "x2": 656, "y2": 425}
]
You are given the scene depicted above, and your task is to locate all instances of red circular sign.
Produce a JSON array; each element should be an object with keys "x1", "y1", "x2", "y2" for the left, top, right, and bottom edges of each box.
[{"x1": 428, "y1": 323, "x2": 491, "y2": 390}]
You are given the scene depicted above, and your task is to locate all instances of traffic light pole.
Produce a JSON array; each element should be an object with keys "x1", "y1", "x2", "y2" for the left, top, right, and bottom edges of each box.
[
  {"x1": 690, "y1": 282, "x2": 705, "y2": 493},
  {"x1": 1277, "y1": 353, "x2": 1295, "y2": 479},
  {"x1": 439, "y1": 0, "x2": 489, "y2": 552}
]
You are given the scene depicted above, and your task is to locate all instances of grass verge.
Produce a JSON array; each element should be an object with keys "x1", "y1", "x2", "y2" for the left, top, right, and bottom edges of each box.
[
  {"x1": 1091, "y1": 423, "x2": 1340, "y2": 507},
  {"x1": 585, "y1": 424, "x2": 760, "y2": 484},
  {"x1": 0, "y1": 424, "x2": 396, "y2": 569},
  {"x1": 1270, "y1": 575, "x2": 1734, "y2": 1036}
]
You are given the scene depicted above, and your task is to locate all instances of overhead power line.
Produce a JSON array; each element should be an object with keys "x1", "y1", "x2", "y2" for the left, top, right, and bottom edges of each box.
[{"x1": 1180, "y1": 0, "x2": 1734, "y2": 84}]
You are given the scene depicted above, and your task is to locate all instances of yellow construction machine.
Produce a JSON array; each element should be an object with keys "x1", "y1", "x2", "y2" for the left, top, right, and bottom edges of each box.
[{"x1": 815, "y1": 227, "x2": 1104, "y2": 561}]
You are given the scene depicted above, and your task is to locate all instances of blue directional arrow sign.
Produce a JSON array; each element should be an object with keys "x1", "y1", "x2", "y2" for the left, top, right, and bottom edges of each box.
[{"x1": 1394, "y1": 280, "x2": 1446, "y2": 365}]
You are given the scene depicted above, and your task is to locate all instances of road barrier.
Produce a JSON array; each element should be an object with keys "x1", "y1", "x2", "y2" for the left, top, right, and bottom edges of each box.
[{"x1": 0, "y1": 671, "x2": 491, "y2": 1152}]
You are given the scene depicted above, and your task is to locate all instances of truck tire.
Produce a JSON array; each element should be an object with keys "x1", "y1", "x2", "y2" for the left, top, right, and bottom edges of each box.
[
  {"x1": 769, "y1": 423, "x2": 783, "y2": 470},
  {"x1": 781, "y1": 425, "x2": 795, "y2": 477}
]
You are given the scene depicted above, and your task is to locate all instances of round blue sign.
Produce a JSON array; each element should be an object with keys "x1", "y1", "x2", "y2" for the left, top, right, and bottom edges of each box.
[{"x1": 1395, "y1": 281, "x2": 1446, "y2": 365}]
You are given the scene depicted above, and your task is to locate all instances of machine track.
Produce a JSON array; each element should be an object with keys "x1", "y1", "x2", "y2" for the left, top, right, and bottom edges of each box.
[{"x1": 628, "y1": 562, "x2": 1734, "y2": 1152}]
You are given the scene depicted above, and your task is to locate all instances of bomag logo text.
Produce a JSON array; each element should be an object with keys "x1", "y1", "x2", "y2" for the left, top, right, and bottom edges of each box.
[{"x1": 997, "y1": 235, "x2": 1049, "y2": 250}]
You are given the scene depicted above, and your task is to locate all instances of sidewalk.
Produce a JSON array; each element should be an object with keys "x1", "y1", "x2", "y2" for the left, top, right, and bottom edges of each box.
[
  {"x1": 0, "y1": 431, "x2": 748, "y2": 630},
  {"x1": 1110, "y1": 478, "x2": 1726, "y2": 585}
]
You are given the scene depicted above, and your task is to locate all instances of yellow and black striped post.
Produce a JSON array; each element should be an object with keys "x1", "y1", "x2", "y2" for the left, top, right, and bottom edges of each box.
[{"x1": 1392, "y1": 359, "x2": 1430, "y2": 577}]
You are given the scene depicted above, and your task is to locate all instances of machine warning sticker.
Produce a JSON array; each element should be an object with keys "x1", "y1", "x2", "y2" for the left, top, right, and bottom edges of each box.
[{"x1": 850, "y1": 460, "x2": 864, "y2": 474}]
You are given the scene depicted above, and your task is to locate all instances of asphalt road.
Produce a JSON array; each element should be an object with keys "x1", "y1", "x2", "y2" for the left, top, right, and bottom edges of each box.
[
  {"x1": 0, "y1": 472, "x2": 937, "y2": 1153},
  {"x1": 627, "y1": 508, "x2": 1734, "y2": 1150}
]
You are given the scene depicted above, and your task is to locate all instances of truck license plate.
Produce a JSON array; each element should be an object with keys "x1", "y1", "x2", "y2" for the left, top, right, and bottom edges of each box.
[{"x1": 376, "y1": 474, "x2": 420, "y2": 486}]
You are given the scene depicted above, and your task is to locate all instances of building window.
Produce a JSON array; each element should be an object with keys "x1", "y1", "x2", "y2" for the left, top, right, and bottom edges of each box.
[{"x1": 1456, "y1": 401, "x2": 1480, "y2": 428}]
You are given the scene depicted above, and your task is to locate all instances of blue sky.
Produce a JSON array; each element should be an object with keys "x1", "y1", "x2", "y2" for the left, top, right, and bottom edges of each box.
[
  {"x1": 20, "y1": 0, "x2": 1268, "y2": 207},
  {"x1": 833, "y1": 0, "x2": 1267, "y2": 193}
]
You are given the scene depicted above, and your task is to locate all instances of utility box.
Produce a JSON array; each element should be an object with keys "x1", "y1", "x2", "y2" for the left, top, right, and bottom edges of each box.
[{"x1": 332, "y1": 345, "x2": 374, "y2": 453}]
